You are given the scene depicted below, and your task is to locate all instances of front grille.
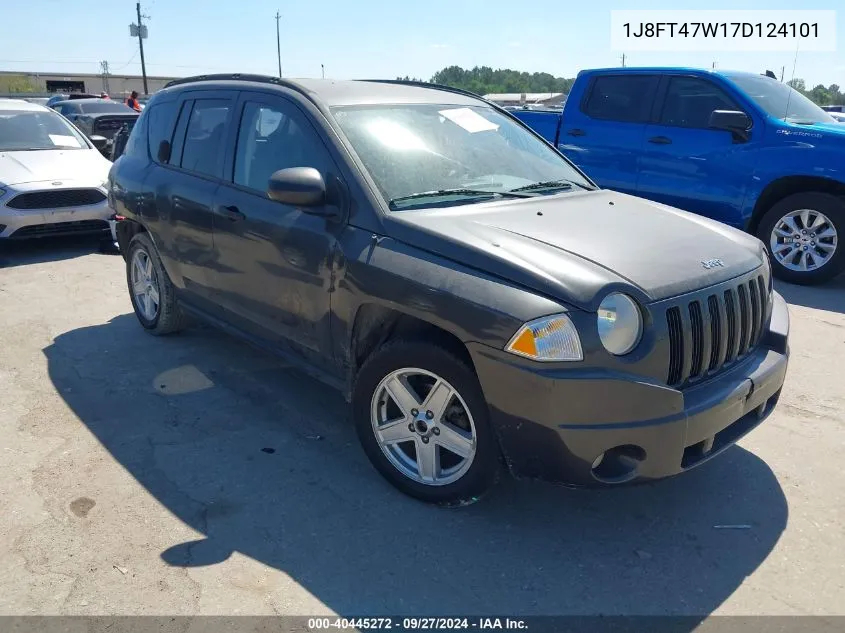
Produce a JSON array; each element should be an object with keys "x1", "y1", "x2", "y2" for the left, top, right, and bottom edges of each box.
[
  {"x1": 10, "y1": 219, "x2": 109, "y2": 238},
  {"x1": 6, "y1": 189, "x2": 106, "y2": 210},
  {"x1": 666, "y1": 272, "x2": 769, "y2": 387}
]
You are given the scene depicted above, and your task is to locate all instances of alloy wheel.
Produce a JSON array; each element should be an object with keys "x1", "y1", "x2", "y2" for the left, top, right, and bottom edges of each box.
[
  {"x1": 770, "y1": 208, "x2": 838, "y2": 272},
  {"x1": 131, "y1": 249, "x2": 160, "y2": 321},
  {"x1": 370, "y1": 367, "x2": 477, "y2": 486}
]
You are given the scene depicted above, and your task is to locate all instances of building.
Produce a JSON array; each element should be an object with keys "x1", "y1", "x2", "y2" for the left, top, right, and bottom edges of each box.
[
  {"x1": 482, "y1": 92, "x2": 567, "y2": 108},
  {"x1": 0, "y1": 70, "x2": 181, "y2": 98}
]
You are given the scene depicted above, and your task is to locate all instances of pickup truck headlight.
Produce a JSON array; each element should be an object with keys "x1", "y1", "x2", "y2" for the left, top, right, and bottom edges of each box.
[
  {"x1": 597, "y1": 293, "x2": 642, "y2": 356},
  {"x1": 505, "y1": 314, "x2": 583, "y2": 361}
]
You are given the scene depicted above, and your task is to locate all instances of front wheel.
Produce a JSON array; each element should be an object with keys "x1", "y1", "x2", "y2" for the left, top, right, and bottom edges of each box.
[
  {"x1": 353, "y1": 340, "x2": 500, "y2": 506},
  {"x1": 758, "y1": 192, "x2": 844, "y2": 285}
]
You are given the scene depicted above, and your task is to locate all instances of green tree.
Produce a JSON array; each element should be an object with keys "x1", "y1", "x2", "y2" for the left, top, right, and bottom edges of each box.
[
  {"x1": 429, "y1": 66, "x2": 574, "y2": 96},
  {"x1": 0, "y1": 74, "x2": 38, "y2": 94},
  {"x1": 786, "y1": 78, "x2": 806, "y2": 92}
]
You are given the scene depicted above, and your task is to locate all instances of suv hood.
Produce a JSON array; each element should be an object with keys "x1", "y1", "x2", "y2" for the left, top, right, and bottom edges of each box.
[
  {"x1": 387, "y1": 190, "x2": 764, "y2": 309},
  {"x1": 0, "y1": 148, "x2": 110, "y2": 187}
]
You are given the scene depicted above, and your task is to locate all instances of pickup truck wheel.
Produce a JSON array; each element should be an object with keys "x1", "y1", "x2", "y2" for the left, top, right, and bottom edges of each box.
[
  {"x1": 126, "y1": 233, "x2": 187, "y2": 335},
  {"x1": 353, "y1": 340, "x2": 499, "y2": 506},
  {"x1": 759, "y1": 192, "x2": 844, "y2": 285}
]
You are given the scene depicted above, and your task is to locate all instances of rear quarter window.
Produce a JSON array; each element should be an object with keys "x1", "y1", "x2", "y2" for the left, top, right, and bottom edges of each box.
[{"x1": 146, "y1": 101, "x2": 180, "y2": 164}]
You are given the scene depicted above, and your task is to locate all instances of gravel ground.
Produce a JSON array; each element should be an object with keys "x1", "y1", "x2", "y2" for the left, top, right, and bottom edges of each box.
[{"x1": 1, "y1": 236, "x2": 843, "y2": 620}]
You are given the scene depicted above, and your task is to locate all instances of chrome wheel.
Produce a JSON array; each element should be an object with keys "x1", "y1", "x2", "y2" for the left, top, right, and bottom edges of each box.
[
  {"x1": 131, "y1": 249, "x2": 160, "y2": 321},
  {"x1": 370, "y1": 368, "x2": 477, "y2": 486},
  {"x1": 770, "y1": 208, "x2": 838, "y2": 272}
]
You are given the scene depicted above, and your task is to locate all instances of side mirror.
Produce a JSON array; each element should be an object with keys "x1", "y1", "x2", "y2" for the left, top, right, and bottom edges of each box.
[
  {"x1": 157, "y1": 140, "x2": 171, "y2": 164},
  {"x1": 268, "y1": 167, "x2": 327, "y2": 208},
  {"x1": 89, "y1": 135, "x2": 109, "y2": 152},
  {"x1": 709, "y1": 110, "x2": 751, "y2": 142}
]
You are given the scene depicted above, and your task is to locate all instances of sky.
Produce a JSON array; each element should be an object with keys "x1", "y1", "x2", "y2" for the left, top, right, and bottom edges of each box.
[{"x1": 3, "y1": 0, "x2": 844, "y2": 88}]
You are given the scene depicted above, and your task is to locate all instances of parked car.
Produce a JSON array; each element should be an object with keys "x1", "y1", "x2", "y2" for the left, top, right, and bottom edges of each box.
[
  {"x1": 511, "y1": 68, "x2": 845, "y2": 285},
  {"x1": 829, "y1": 112, "x2": 845, "y2": 124},
  {"x1": 110, "y1": 119, "x2": 137, "y2": 161},
  {"x1": 0, "y1": 99, "x2": 112, "y2": 240},
  {"x1": 52, "y1": 98, "x2": 140, "y2": 157},
  {"x1": 45, "y1": 93, "x2": 100, "y2": 108},
  {"x1": 110, "y1": 75, "x2": 789, "y2": 505}
]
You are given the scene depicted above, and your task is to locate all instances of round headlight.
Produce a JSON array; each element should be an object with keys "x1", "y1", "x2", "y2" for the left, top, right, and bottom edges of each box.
[{"x1": 597, "y1": 293, "x2": 642, "y2": 356}]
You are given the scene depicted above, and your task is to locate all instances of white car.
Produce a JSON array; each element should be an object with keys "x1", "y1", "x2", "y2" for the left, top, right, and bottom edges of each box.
[
  {"x1": 830, "y1": 112, "x2": 845, "y2": 124},
  {"x1": 0, "y1": 99, "x2": 113, "y2": 241}
]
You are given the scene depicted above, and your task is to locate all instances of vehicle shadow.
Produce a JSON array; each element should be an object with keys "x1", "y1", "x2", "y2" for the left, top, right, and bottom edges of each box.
[
  {"x1": 775, "y1": 276, "x2": 845, "y2": 314},
  {"x1": 0, "y1": 235, "x2": 117, "y2": 268},
  {"x1": 44, "y1": 314, "x2": 788, "y2": 619}
]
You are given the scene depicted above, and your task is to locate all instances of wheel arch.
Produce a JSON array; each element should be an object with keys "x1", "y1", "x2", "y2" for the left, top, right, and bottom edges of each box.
[
  {"x1": 115, "y1": 219, "x2": 148, "y2": 261},
  {"x1": 348, "y1": 303, "x2": 476, "y2": 392},
  {"x1": 749, "y1": 175, "x2": 845, "y2": 234}
]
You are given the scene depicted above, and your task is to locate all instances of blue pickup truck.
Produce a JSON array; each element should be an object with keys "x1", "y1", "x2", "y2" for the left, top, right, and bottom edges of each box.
[{"x1": 512, "y1": 67, "x2": 845, "y2": 285}]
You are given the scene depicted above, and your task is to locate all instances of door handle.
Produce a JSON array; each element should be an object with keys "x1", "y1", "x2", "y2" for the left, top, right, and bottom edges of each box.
[
  {"x1": 648, "y1": 136, "x2": 672, "y2": 145},
  {"x1": 222, "y1": 205, "x2": 245, "y2": 221},
  {"x1": 567, "y1": 128, "x2": 586, "y2": 137}
]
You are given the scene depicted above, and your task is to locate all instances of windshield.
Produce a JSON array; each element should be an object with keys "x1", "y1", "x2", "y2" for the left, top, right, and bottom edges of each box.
[
  {"x1": 331, "y1": 104, "x2": 592, "y2": 210},
  {"x1": 727, "y1": 74, "x2": 835, "y2": 124},
  {"x1": 78, "y1": 102, "x2": 136, "y2": 114},
  {"x1": 0, "y1": 109, "x2": 89, "y2": 151}
]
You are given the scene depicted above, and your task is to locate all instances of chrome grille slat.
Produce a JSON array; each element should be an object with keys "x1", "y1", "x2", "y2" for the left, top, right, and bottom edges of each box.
[{"x1": 665, "y1": 272, "x2": 768, "y2": 388}]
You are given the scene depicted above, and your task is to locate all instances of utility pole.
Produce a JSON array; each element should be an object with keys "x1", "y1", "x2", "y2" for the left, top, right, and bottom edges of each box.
[
  {"x1": 100, "y1": 60, "x2": 110, "y2": 94},
  {"x1": 275, "y1": 11, "x2": 282, "y2": 78},
  {"x1": 620, "y1": 53, "x2": 626, "y2": 67},
  {"x1": 130, "y1": 3, "x2": 149, "y2": 95},
  {"x1": 780, "y1": 66, "x2": 785, "y2": 82},
  {"x1": 321, "y1": 64, "x2": 325, "y2": 79}
]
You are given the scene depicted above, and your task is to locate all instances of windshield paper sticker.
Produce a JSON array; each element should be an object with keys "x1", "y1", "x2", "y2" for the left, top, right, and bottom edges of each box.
[
  {"x1": 439, "y1": 108, "x2": 499, "y2": 133},
  {"x1": 49, "y1": 134, "x2": 82, "y2": 148}
]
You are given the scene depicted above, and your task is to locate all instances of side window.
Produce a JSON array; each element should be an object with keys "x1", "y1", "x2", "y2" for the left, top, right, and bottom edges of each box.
[
  {"x1": 122, "y1": 108, "x2": 149, "y2": 159},
  {"x1": 146, "y1": 100, "x2": 180, "y2": 164},
  {"x1": 660, "y1": 77, "x2": 742, "y2": 128},
  {"x1": 583, "y1": 75, "x2": 659, "y2": 123},
  {"x1": 179, "y1": 99, "x2": 232, "y2": 178},
  {"x1": 233, "y1": 99, "x2": 332, "y2": 193}
]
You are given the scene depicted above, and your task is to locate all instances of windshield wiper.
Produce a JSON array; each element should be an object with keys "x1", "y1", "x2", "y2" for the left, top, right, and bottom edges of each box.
[
  {"x1": 509, "y1": 179, "x2": 586, "y2": 193},
  {"x1": 389, "y1": 188, "x2": 534, "y2": 208}
]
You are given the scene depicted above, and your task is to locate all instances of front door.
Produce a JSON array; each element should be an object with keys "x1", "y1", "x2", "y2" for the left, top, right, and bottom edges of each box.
[
  {"x1": 210, "y1": 91, "x2": 344, "y2": 367},
  {"x1": 636, "y1": 75, "x2": 756, "y2": 227}
]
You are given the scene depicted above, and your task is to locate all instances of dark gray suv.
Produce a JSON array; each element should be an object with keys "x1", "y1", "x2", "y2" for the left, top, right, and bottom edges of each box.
[{"x1": 108, "y1": 75, "x2": 790, "y2": 505}]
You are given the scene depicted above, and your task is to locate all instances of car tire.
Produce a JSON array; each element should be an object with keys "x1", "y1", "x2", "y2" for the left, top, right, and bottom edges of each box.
[
  {"x1": 126, "y1": 232, "x2": 187, "y2": 335},
  {"x1": 353, "y1": 339, "x2": 500, "y2": 506},
  {"x1": 758, "y1": 192, "x2": 845, "y2": 285}
]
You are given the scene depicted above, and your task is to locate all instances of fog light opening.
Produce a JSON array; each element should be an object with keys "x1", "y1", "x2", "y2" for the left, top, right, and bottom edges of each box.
[{"x1": 591, "y1": 444, "x2": 646, "y2": 484}]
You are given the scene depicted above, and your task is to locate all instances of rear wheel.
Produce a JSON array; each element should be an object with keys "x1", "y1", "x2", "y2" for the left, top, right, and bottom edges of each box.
[
  {"x1": 353, "y1": 340, "x2": 499, "y2": 506},
  {"x1": 126, "y1": 232, "x2": 187, "y2": 334},
  {"x1": 758, "y1": 192, "x2": 844, "y2": 285}
]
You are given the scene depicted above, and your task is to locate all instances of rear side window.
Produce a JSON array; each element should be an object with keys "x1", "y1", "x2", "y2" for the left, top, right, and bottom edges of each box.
[
  {"x1": 179, "y1": 99, "x2": 231, "y2": 178},
  {"x1": 660, "y1": 77, "x2": 741, "y2": 128},
  {"x1": 146, "y1": 100, "x2": 180, "y2": 164},
  {"x1": 582, "y1": 75, "x2": 659, "y2": 123}
]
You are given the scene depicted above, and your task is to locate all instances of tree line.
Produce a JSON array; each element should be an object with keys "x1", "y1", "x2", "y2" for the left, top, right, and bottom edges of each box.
[{"x1": 400, "y1": 66, "x2": 844, "y2": 106}]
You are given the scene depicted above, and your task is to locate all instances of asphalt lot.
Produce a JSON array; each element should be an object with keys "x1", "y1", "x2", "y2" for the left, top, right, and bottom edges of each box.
[{"x1": 1, "y1": 236, "x2": 844, "y2": 620}]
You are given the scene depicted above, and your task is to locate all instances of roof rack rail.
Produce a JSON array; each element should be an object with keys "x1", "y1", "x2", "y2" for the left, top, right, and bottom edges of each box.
[
  {"x1": 357, "y1": 79, "x2": 489, "y2": 103},
  {"x1": 163, "y1": 73, "x2": 293, "y2": 89}
]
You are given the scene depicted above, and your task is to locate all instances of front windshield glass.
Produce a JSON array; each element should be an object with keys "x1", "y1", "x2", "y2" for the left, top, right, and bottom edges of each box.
[
  {"x1": 331, "y1": 104, "x2": 592, "y2": 210},
  {"x1": 0, "y1": 109, "x2": 89, "y2": 151},
  {"x1": 727, "y1": 74, "x2": 835, "y2": 124}
]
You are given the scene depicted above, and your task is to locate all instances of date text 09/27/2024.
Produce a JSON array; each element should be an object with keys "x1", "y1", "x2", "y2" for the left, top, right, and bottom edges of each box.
[{"x1": 307, "y1": 617, "x2": 528, "y2": 630}]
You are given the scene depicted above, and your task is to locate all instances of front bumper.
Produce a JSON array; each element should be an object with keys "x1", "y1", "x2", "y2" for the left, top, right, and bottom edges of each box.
[
  {"x1": 469, "y1": 291, "x2": 790, "y2": 486},
  {"x1": 0, "y1": 199, "x2": 111, "y2": 239}
]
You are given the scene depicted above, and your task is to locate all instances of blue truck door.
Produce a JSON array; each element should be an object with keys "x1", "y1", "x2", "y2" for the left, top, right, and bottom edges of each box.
[
  {"x1": 558, "y1": 73, "x2": 659, "y2": 195},
  {"x1": 637, "y1": 75, "x2": 755, "y2": 227}
]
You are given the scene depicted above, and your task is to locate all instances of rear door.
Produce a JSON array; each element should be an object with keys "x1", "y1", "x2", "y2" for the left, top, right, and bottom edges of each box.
[
  {"x1": 637, "y1": 75, "x2": 756, "y2": 226},
  {"x1": 143, "y1": 90, "x2": 236, "y2": 308},
  {"x1": 558, "y1": 73, "x2": 659, "y2": 194}
]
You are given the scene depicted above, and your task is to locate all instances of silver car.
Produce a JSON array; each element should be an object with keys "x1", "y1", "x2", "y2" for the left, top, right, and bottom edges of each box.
[{"x1": 0, "y1": 99, "x2": 112, "y2": 240}]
